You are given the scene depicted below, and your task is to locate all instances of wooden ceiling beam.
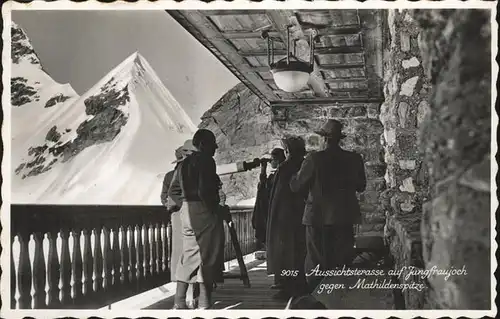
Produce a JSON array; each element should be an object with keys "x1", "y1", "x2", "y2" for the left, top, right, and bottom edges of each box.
[
  {"x1": 303, "y1": 25, "x2": 362, "y2": 36},
  {"x1": 266, "y1": 78, "x2": 369, "y2": 84},
  {"x1": 266, "y1": 10, "x2": 330, "y2": 98},
  {"x1": 270, "y1": 96, "x2": 384, "y2": 106},
  {"x1": 167, "y1": 10, "x2": 278, "y2": 103},
  {"x1": 218, "y1": 31, "x2": 282, "y2": 39},
  {"x1": 273, "y1": 87, "x2": 368, "y2": 95},
  {"x1": 324, "y1": 77, "x2": 367, "y2": 83},
  {"x1": 239, "y1": 45, "x2": 363, "y2": 57},
  {"x1": 249, "y1": 62, "x2": 365, "y2": 73},
  {"x1": 212, "y1": 25, "x2": 362, "y2": 40},
  {"x1": 320, "y1": 62, "x2": 365, "y2": 70}
]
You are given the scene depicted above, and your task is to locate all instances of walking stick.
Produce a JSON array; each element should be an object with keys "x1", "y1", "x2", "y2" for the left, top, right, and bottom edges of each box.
[{"x1": 220, "y1": 206, "x2": 251, "y2": 288}]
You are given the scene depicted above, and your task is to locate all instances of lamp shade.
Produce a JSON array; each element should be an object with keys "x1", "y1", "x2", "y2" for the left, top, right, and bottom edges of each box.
[
  {"x1": 270, "y1": 57, "x2": 312, "y2": 93},
  {"x1": 272, "y1": 70, "x2": 310, "y2": 92}
]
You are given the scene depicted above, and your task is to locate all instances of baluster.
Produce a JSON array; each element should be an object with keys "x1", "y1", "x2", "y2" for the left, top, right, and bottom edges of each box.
[
  {"x1": 59, "y1": 230, "x2": 71, "y2": 306},
  {"x1": 155, "y1": 223, "x2": 161, "y2": 276},
  {"x1": 111, "y1": 226, "x2": 121, "y2": 287},
  {"x1": 150, "y1": 223, "x2": 155, "y2": 277},
  {"x1": 11, "y1": 239, "x2": 18, "y2": 309},
  {"x1": 120, "y1": 226, "x2": 130, "y2": 286},
  {"x1": 32, "y1": 232, "x2": 47, "y2": 308},
  {"x1": 46, "y1": 231, "x2": 60, "y2": 308},
  {"x1": 102, "y1": 226, "x2": 113, "y2": 291},
  {"x1": 93, "y1": 228, "x2": 104, "y2": 294},
  {"x1": 17, "y1": 232, "x2": 32, "y2": 309},
  {"x1": 12, "y1": 235, "x2": 21, "y2": 309},
  {"x1": 128, "y1": 225, "x2": 137, "y2": 287},
  {"x1": 161, "y1": 222, "x2": 168, "y2": 275},
  {"x1": 136, "y1": 224, "x2": 144, "y2": 287},
  {"x1": 81, "y1": 229, "x2": 93, "y2": 298},
  {"x1": 150, "y1": 223, "x2": 157, "y2": 277},
  {"x1": 143, "y1": 224, "x2": 151, "y2": 280},
  {"x1": 71, "y1": 229, "x2": 83, "y2": 305},
  {"x1": 167, "y1": 221, "x2": 172, "y2": 270}
]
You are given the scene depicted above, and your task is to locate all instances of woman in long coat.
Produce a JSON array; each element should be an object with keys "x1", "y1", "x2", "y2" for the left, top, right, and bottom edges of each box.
[
  {"x1": 266, "y1": 136, "x2": 308, "y2": 299},
  {"x1": 168, "y1": 130, "x2": 225, "y2": 309}
]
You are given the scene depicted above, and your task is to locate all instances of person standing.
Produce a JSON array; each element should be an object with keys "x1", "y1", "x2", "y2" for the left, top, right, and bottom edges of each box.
[
  {"x1": 162, "y1": 141, "x2": 200, "y2": 309},
  {"x1": 266, "y1": 137, "x2": 308, "y2": 300},
  {"x1": 290, "y1": 119, "x2": 366, "y2": 292},
  {"x1": 168, "y1": 129, "x2": 224, "y2": 309},
  {"x1": 252, "y1": 148, "x2": 285, "y2": 250}
]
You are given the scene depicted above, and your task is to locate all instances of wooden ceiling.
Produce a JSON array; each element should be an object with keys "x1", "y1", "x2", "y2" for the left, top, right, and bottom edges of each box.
[{"x1": 168, "y1": 10, "x2": 385, "y2": 107}]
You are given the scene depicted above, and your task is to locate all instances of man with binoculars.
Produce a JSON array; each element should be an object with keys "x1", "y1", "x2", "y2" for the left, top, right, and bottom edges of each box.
[{"x1": 252, "y1": 148, "x2": 286, "y2": 251}]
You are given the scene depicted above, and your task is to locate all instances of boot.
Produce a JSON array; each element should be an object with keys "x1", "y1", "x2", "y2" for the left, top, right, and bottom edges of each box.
[
  {"x1": 173, "y1": 281, "x2": 189, "y2": 309},
  {"x1": 198, "y1": 282, "x2": 213, "y2": 309}
]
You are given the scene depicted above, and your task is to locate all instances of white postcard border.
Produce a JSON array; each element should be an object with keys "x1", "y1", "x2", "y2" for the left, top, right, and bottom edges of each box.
[{"x1": 1, "y1": 0, "x2": 498, "y2": 318}]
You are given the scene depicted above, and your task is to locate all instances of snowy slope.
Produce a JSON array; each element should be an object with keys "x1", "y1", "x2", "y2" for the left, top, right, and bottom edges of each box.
[
  {"x1": 11, "y1": 25, "x2": 197, "y2": 205},
  {"x1": 11, "y1": 22, "x2": 79, "y2": 155}
]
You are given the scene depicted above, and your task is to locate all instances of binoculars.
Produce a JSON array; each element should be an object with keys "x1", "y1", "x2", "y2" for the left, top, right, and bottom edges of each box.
[{"x1": 241, "y1": 158, "x2": 270, "y2": 171}]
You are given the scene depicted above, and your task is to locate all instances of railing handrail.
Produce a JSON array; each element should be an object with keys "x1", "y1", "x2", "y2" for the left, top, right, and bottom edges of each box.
[{"x1": 10, "y1": 204, "x2": 253, "y2": 234}]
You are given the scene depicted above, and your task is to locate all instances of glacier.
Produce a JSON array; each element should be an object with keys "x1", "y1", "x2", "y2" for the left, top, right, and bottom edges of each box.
[{"x1": 11, "y1": 23, "x2": 197, "y2": 205}]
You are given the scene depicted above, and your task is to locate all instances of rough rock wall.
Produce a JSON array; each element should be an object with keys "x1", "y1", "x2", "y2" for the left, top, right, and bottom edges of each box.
[
  {"x1": 198, "y1": 83, "x2": 281, "y2": 205},
  {"x1": 380, "y1": 10, "x2": 431, "y2": 309},
  {"x1": 412, "y1": 9, "x2": 491, "y2": 309}
]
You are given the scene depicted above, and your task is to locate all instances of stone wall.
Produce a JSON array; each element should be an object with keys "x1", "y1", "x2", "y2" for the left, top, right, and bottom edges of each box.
[
  {"x1": 379, "y1": 10, "x2": 431, "y2": 309},
  {"x1": 199, "y1": 83, "x2": 282, "y2": 205},
  {"x1": 200, "y1": 84, "x2": 386, "y2": 234},
  {"x1": 412, "y1": 9, "x2": 491, "y2": 309}
]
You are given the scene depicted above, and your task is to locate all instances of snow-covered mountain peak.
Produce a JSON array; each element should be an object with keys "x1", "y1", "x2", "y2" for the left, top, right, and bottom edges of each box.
[
  {"x1": 12, "y1": 39, "x2": 197, "y2": 205},
  {"x1": 11, "y1": 22, "x2": 41, "y2": 67}
]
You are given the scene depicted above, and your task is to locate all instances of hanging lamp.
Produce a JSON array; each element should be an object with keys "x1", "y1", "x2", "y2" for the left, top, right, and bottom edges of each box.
[{"x1": 262, "y1": 26, "x2": 316, "y2": 93}]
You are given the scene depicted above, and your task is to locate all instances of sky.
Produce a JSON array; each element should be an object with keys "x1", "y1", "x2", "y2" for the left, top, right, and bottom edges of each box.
[{"x1": 11, "y1": 10, "x2": 239, "y2": 124}]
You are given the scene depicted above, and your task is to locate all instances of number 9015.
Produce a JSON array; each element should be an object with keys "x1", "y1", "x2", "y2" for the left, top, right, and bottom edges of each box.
[{"x1": 281, "y1": 270, "x2": 299, "y2": 277}]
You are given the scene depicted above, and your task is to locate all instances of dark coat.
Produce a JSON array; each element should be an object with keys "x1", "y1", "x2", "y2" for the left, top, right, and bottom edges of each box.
[
  {"x1": 290, "y1": 147, "x2": 366, "y2": 226},
  {"x1": 266, "y1": 156, "x2": 307, "y2": 275},
  {"x1": 252, "y1": 171, "x2": 276, "y2": 244},
  {"x1": 160, "y1": 170, "x2": 175, "y2": 207}
]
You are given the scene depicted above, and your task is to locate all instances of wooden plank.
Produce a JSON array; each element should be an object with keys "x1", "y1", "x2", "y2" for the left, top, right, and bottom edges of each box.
[
  {"x1": 239, "y1": 45, "x2": 363, "y2": 57},
  {"x1": 205, "y1": 10, "x2": 268, "y2": 16},
  {"x1": 219, "y1": 31, "x2": 281, "y2": 39},
  {"x1": 266, "y1": 78, "x2": 368, "y2": 85},
  {"x1": 324, "y1": 77, "x2": 367, "y2": 83},
  {"x1": 271, "y1": 96, "x2": 384, "y2": 106},
  {"x1": 315, "y1": 45, "x2": 363, "y2": 55},
  {"x1": 358, "y1": 10, "x2": 384, "y2": 98},
  {"x1": 273, "y1": 87, "x2": 367, "y2": 95},
  {"x1": 320, "y1": 62, "x2": 365, "y2": 70},
  {"x1": 168, "y1": 10, "x2": 277, "y2": 103},
  {"x1": 266, "y1": 10, "x2": 330, "y2": 98},
  {"x1": 249, "y1": 63, "x2": 365, "y2": 72},
  {"x1": 303, "y1": 25, "x2": 362, "y2": 36}
]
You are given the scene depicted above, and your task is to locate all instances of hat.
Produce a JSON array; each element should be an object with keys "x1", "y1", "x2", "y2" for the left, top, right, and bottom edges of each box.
[
  {"x1": 172, "y1": 139, "x2": 197, "y2": 163},
  {"x1": 270, "y1": 148, "x2": 285, "y2": 157},
  {"x1": 314, "y1": 119, "x2": 347, "y2": 139}
]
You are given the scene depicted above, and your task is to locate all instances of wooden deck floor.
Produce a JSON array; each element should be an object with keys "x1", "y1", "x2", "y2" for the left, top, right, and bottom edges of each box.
[
  {"x1": 146, "y1": 260, "x2": 289, "y2": 310},
  {"x1": 145, "y1": 251, "x2": 396, "y2": 310}
]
